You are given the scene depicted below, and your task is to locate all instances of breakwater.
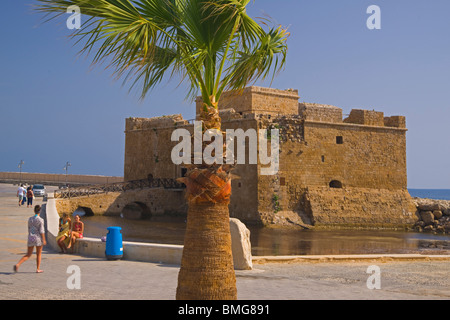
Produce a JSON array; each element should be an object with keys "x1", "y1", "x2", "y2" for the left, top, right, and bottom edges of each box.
[
  {"x1": 0, "y1": 171, "x2": 123, "y2": 187},
  {"x1": 412, "y1": 198, "x2": 450, "y2": 234}
]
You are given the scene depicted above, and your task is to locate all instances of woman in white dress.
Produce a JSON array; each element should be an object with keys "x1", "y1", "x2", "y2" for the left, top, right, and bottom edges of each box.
[{"x1": 14, "y1": 205, "x2": 47, "y2": 273}]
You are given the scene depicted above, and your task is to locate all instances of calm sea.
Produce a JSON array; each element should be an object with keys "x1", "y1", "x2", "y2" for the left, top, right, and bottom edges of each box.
[{"x1": 408, "y1": 189, "x2": 450, "y2": 201}]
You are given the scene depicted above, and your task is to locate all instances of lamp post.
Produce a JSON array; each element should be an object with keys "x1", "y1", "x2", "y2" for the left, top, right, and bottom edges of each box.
[
  {"x1": 18, "y1": 160, "x2": 24, "y2": 184},
  {"x1": 63, "y1": 161, "x2": 71, "y2": 187}
]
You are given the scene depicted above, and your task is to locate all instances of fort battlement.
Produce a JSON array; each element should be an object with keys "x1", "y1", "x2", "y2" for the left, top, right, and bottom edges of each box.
[
  {"x1": 195, "y1": 86, "x2": 300, "y2": 116},
  {"x1": 125, "y1": 114, "x2": 189, "y2": 131},
  {"x1": 192, "y1": 86, "x2": 406, "y2": 130}
]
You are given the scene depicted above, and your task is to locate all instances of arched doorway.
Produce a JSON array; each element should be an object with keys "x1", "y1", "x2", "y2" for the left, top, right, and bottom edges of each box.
[
  {"x1": 73, "y1": 206, "x2": 95, "y2": 217},
  {"x1": 121, "y1": 202, "x2": 152, "y2": 220}
]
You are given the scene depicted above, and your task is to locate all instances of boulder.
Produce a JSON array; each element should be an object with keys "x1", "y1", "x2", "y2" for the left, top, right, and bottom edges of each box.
[
  {"x1": 229, "y1": 218, "x2": 253, "y2": 270},
  {"x1": 433, "y1": 210, "x2": 443, "y2": 220},
  {"x1": 414, "y1": 198, "x2": 450, "y2": 216},
  {"x1": 420, "y1": 211, "x2": 435, "y2": 225},
  {"x1": 416, "y1": 199, "x2": 440, "y2": 211},
  {"x1": 436, "y1": 225, "x2": 445, "y2": 233}
]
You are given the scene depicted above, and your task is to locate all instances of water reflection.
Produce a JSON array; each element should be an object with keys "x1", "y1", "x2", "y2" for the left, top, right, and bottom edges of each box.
[
  {"x1": 249, "y1": 228, "x2": 450, "y2": 256},
  {"x1": 82, "y1": 215, "x2": 450, "y2": 256},
  {"x1": 82, "y1": 215, "x2": 186, "y2": 245}
]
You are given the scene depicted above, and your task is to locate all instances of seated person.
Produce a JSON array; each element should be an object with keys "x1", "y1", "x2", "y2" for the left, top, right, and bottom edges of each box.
[
  {"x1": 56, "y1": 213, "x2": 71, "y2": 253},
  {"x1": 68, "y1": 214, "x2": 84, "y2": 253}
]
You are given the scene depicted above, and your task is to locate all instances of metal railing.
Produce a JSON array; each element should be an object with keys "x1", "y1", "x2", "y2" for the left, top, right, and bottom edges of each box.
[{"x1": 54, "y1": 177, "x2": 185, "y2": 199}]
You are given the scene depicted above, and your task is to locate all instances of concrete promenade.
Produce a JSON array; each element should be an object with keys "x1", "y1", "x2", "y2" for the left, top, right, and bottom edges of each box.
[{"x1": 1, "y1": 183, "x2": 450, "y2": 300}]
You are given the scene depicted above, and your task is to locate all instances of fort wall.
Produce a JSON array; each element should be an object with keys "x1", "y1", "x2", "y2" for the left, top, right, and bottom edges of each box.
[{"x1": 123, "y1": 86, "x2": 415, "y2": 228}]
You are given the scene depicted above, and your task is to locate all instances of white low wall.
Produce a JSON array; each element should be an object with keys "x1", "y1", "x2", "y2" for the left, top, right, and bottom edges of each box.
[
  {"x1": 46, "y1": 194, "x2": 184, "y2": 265},
  {"x1": 45, "y1": 194, "x2": 251, "y2": 269}
]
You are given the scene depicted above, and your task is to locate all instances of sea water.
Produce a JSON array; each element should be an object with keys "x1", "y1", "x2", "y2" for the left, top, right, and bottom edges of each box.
[
  {"x1": 79, "y1": 188, "x2": 450, "y2": 256},
  {"x1": 408, "y1": 189, "x2": 450, "y2": 201}
]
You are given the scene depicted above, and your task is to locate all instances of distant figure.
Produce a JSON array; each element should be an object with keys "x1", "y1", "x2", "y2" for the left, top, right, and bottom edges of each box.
[
  {"x1": 21, "y1": 186, "x2": 27, "y2": 206},
  {"x1": 17, "y1": 184, "x2": 25, "y2": 207},
  {"x1": 56, "y1": 213, "x2": 71, "y2": 253},
  {"x1": 26, "y1": 186, "x2": 34, "y2": 208},
  {"x1": 68, "y1": 214, "x2": 84, "y2": 254},
  {"x1": 14, "y1": 205, "x2": 46, "y2": 273}
]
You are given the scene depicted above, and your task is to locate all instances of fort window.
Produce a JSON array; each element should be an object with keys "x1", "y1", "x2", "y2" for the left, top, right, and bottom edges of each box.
[
  {"x1": 280, "y1": 177, "x2": 286, "y2": 186},
  {"x1": 238, "y1": 182, "x2": 242, "y2": 188},
  {"x1": 321, "y1": 155, "x2": 325, "y2": 163},
  {"x1": 329, "y1": 180, "x2": 343, "y2": 188},
  {"x1": 336, "y1": 136, "x2": 343, "y2": 144}
]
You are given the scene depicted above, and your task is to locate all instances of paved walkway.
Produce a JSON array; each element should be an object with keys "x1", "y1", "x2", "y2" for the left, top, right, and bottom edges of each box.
[{"x1": 1, "y1": 183, "x2": 449, "y2": 300}]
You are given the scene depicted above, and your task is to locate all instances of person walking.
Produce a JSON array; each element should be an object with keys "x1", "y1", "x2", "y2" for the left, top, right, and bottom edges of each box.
[
  {"x1": 17, "y1": 184, "x2": 25, "y2": 207},
  {"x1": 14, "y1": 205, "x2": 46, "y2": 273},
  {"x1": 26, "y1": 186, "x2": 34, "y2": 208},
  {"x1": 21, "y1": 186, "x2": 27, "y2": 206}
]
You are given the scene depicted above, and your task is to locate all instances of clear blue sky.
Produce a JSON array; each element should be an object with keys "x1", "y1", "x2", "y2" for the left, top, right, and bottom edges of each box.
[{"x1": 0, "y1": 0, "x2": 449, "y2": 188}]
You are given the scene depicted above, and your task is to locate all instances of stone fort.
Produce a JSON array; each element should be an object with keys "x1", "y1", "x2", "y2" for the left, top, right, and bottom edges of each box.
[{"x1": 121, "y1": 86, "x2": 417, "y2": 228}]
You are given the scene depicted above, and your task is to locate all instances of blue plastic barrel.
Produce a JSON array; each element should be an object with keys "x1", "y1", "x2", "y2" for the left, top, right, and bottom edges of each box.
[{"x1": 105, "y1": 226, "x2": 123, "y2": 260}]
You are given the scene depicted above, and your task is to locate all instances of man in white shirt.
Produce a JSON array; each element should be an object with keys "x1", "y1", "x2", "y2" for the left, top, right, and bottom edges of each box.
[{"x1": 17, "y1": 185, "x2": 25, "y2": 207}]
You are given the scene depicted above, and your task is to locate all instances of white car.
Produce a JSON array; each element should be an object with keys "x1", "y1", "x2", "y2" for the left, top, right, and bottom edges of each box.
[{"x1": 32, "y1": 184, "x2": 46, "y2": 197}]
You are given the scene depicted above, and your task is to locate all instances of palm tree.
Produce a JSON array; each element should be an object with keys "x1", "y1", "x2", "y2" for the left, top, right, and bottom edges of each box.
[{"x1": 36, "y1": 0, "x2": 288, "y2": 300}]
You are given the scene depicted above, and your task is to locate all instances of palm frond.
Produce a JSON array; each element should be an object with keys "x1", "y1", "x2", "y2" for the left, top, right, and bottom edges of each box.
[
  {"x1": 34, "y1": 0, "x2": 289, "y2": 105},
  {"x1": 220, "y1": 26, "x2": 289, "y2": 95}
]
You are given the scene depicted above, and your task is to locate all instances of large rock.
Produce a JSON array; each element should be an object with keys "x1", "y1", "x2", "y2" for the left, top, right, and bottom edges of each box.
[
  {"x1": 417, "y1": 201, "x2": 440, "y2": 211},
  {"x1": 420, "y1": 211, "x2": 435, "y2": 226},
  {"x1": 414, "y1": 198, "x2": 450, "y2": 215},
  {"x1": 433, "y1": 210, "x2": 443, "y2": 220},
  {"x1": 230, "y1": 218, "x2": 252, "y2": 270}
]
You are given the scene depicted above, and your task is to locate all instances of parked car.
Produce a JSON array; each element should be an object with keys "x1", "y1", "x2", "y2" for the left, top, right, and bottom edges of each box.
[{"x1": 32, "y1": 184, "x2": 46, "y2": 197}]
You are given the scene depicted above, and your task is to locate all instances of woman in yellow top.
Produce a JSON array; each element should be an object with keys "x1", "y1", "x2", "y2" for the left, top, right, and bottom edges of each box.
[{"x1": 56, "y1": 213, "x2": 71, "y2": 253}]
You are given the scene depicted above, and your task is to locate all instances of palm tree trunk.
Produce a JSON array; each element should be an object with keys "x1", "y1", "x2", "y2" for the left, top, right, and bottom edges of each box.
[
  {"x1": 176, "y1": 104, "x2": 237, "y2": 300},
  {"x1": 176, "y1": 196, "x2": 236, "y2": 300}
]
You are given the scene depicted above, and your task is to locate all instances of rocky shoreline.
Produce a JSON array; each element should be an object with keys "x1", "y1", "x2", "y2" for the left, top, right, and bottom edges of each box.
[{"x1": 412, "y1": 198, "x2": 450, "y2": 234}]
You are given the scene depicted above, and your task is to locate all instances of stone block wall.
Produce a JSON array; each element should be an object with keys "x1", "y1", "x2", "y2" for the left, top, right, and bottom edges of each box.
[
  {"x1": 300, "y1": 122, "x2": 407, "y2": 190},
  {"x1": 55, "y1": 188, "x2": 187, "y2": 218},
  {"x1": 384, "y1": 116, "x2": 406, "y2": 128},
  {"x1": 124, "y1": 115, "x2": 189, "y2": 181},
  {"x1": 306, "y1": 186, "x2": 417, "y2": 226},
  {"x1": 343, "y1": 109, "x2": 385, "y2": 126},
  {"x1": 196, "y1": 86, "x2": 300, "y2": 116},
  {"x1": 298, "y1": 103, "x2": 343, "y2": 123}
]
